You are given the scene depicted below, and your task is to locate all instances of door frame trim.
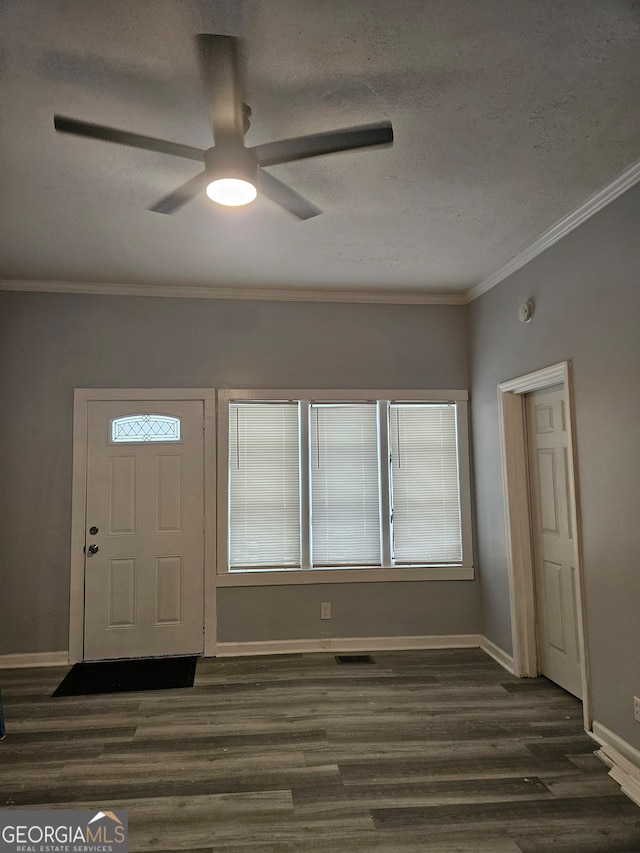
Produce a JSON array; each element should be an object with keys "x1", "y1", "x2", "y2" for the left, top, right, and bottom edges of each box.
[
  {"x1": 69, "y1": 388, "x2": 216, "y2": 663},
  {"x1": 497, "y1": 361, "x2": 591, "y2": 728}
]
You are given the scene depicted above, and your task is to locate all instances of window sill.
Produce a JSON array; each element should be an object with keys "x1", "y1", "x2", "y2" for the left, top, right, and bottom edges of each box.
[{"x1": 216, "y1": 566, "x2": 475, "y2": 586}]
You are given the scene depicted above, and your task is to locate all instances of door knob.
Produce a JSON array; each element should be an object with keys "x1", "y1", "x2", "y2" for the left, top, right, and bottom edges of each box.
[{"x1": 87, "y1": 544, "x2": 99, "y2": 556}]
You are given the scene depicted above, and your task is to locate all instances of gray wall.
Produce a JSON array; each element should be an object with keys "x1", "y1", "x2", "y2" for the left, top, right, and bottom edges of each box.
[
  {"x1": 0, "y1": 292, "x2": 479, "y2": 655},
  {"x1": 469, "y1": 180, "x2": 640, "y2": 749}
]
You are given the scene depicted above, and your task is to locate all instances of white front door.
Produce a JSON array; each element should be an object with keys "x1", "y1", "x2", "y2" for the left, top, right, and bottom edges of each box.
[
  {"x1": 526, "y1": 387, "x2": 582, "y2": 698},
  {"x1": 83, "y1": 400, "x2": 204, "y2": 660}
]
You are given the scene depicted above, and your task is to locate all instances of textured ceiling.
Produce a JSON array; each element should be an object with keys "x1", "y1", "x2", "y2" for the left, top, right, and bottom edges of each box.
[{"x1": 1, "y1": 0, "x2": 639, "y2": 301}]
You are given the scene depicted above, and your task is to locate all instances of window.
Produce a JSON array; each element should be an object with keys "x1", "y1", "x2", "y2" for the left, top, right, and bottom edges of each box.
[
  {"x1": 219, "y1": 390, "x2": 473, "y2": 583},
  {"x1": 390, "y1": 404, "x2": 462, "y2": 564},
  {"x1": 229, "y1": 403, "x2": 300, "y2": 568},
  {"x1": 311, "y1": 404, "x2": 381, "y2": 566},
  {"x1": 111, "y1": 414, "x2": 181, "y2": 443}
]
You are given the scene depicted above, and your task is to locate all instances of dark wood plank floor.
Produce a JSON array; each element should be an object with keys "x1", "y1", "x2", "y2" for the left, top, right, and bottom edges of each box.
[{"x1": 2, "y1": 649, "x2": 640, "y2": 852}]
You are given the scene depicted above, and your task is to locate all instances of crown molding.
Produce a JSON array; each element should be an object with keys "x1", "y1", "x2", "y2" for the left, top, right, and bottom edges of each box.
[
  {"x1": 464, "y1": 155, "x2": 640, "y2": 304},
  {"x1": 8, "y1": 155, "x2": 639, "y2": 309},
  {"x1": 0, "y1": 278, "x2": 466, "y2": 306}
]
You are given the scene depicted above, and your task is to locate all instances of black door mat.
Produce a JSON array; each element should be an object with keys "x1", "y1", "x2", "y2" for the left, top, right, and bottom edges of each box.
[
  {"x1": 52, "y1": 655, "x2": 198, "y2": 697},
  {"x1": 335, "y1": 654, "x2": 375, "y2": 664}
]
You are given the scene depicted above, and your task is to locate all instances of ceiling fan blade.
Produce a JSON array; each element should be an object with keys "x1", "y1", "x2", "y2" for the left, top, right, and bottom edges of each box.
[
  {"x1": 253, "y1": 120, "x2": 393, "y2": 167},
  {"x1": 258, "y1": 169, "x2": 321, "y2": 220},
  {"x1": 149, "y1": 171, "x2": 209, "y2": 214},
  {"x1": 53, "y1": 115, "x2": 205, "y2": 162},
  {"x1": 196, "y1": 34, "x2": 245, "y2": 146}
]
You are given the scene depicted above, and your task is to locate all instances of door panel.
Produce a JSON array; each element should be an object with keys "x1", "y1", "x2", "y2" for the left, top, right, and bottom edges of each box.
[
  {"x1": 156, "y1": 455, "x2": 183, "y2": 532},
  {"x1": 155, "y1": 556, "x2": 184, "y2": 624},
  {"x1": 526, "y1": 387, "x2": 581, "y2": 697},
  {"x1": 84, "y1": 400, "x2": 204, "y2": 660},
  {"x1": 537, "y1": 449, "x2": 559, "y2": 533},
  {"x1": 542, "y1": 560, "x2": 565, "y2": 651},
  {"x1": 107, "y1": 558, "x2": 136, "y2": 628},
  {"x1": 109, "y1": 455, "x2": 137, "y2": 534}
]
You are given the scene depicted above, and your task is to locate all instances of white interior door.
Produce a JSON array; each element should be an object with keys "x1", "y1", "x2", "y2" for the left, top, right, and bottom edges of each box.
[
  {"x1": 526, "y1": 387, "x2": 582, "y2": 698},
  {"x1": 84, "y1": 400, "x2": 204, "y2": 660}
]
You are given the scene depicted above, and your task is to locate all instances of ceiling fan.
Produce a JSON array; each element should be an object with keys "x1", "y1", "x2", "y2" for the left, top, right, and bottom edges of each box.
[{"x1": 53, "y1": 34, "x2": 394, "y2": 220}]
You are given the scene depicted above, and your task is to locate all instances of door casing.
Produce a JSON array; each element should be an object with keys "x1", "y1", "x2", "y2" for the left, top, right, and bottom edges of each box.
[
  {"x1": 497, "y1": 361, "x2": 591, "y2": 728},
  {"x1": 70, "y1": 388, "x2": 216, "y2": 663}
]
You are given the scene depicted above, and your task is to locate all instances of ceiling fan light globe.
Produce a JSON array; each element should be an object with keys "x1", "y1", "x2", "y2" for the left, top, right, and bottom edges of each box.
[{"x1": 206, "y1": 177, "x2": 257, "y2": 207}]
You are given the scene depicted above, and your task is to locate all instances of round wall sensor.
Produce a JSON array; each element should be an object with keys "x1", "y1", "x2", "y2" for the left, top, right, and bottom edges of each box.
[{"x1": 518, "y1": 300, "x2": 534, "y2": 323}]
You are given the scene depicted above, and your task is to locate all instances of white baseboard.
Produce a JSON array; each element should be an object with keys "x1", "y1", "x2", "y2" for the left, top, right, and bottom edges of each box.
[
  {"x1": 0, "y1": 651, "x2": 69, "y2": 669},
  {"x1": 215, "y1": 634, "x2": 482, "y2": 658},
  {"x1": 480, "y1": 636, "x2": 515, "y2": 674},
  {"x1": 590, "y1": 720, "x2": 640, "y2": 808}
]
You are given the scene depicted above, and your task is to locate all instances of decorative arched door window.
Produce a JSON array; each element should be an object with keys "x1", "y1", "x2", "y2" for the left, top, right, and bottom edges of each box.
[{"x1": 110, "y1": 414, "x2": 181, "y2": 443}]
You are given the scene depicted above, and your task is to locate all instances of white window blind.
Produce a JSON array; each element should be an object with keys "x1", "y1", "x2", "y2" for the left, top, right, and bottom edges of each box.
[
  {"x1": 229, "y1": 402, "x2": 301, "y2": 568},
  {"x1": 390, "y1": 404, "x2": 462, "y2": 563},
  {"x1": 224, "y1": 393, "x2": 471, "y2": 575},
  {"x1": 310, "y1": 404, "x2": 381, "y2": 566}
]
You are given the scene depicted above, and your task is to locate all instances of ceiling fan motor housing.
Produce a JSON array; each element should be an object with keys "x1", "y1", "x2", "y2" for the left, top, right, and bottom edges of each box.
[{"x1": 205, "y1": 144, "x2": 258, "y2": 185}]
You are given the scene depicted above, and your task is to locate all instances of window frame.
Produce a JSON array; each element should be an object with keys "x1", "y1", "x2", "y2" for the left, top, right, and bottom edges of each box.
[{"x1": 216, "y1": 389, "x2": 474, "y2": 587}]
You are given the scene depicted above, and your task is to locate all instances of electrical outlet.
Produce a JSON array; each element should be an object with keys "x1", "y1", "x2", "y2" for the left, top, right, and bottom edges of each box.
[
  {"x1": 320, "y1": 601, "x2": 331, "y2": 620},
  {"x1": 634, "y1": 696, "x2": 640, "y2": 723}
]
